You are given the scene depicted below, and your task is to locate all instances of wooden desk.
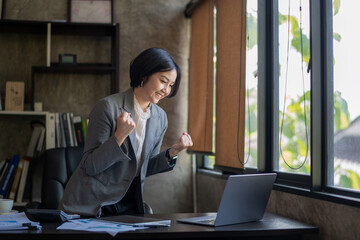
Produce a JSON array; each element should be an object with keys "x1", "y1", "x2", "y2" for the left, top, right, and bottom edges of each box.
[{"x1": 0, "y1": 212, "x2": 318, "y2": 240}]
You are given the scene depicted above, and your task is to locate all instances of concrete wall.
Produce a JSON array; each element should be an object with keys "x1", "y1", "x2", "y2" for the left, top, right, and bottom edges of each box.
[
  {"x1": 197, "y1": 172, "x2": 360, "y2": 240},
  {"x1": 0, "y1": 0, "x2": 192, "y2": 213},
  {"x1": 113, "y1": 0, "x2": 192, "y2": 213}
]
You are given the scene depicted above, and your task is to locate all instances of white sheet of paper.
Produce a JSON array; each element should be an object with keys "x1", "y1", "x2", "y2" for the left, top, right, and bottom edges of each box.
[
  {"x1": 0, "y1": 212, "x2": 41, "y2": 230},
  {"x1": 57, "y1": 219, "x2": 145, "y2": 237}
]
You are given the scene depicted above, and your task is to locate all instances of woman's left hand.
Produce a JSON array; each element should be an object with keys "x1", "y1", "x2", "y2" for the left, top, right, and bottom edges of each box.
[{"x1": 169, "y1": 132, "x2": 193, "y2": 157}]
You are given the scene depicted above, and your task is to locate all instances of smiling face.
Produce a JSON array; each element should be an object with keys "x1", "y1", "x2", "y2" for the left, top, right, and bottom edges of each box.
[{"x1": 134, "y1": 69, "x2": 177, "y2": 110}]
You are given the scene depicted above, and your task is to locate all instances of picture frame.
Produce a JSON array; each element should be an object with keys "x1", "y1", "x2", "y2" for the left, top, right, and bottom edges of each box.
[
  {"x1": 59, "y1": 54, "x2": 77, "y2": 65},
  {"x1": 5, "y1": 81, "x2": 25, "y2": 111},
  {"x1": 69, "y1": 0, "x2": 113, "y2": 24}
]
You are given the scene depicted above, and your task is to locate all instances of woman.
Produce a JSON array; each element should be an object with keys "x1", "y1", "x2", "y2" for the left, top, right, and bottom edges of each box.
[{"x1": 58, "y1": 48, "x2": 193, "y2": 217}]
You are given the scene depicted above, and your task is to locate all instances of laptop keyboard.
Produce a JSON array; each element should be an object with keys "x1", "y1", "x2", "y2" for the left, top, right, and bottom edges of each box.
[
  {"x1": 193, "y1": 216, "x2": 216, "y2": 225},
  {"x1": 197, "y1": 219, "x2": 215, "y2": 225}
]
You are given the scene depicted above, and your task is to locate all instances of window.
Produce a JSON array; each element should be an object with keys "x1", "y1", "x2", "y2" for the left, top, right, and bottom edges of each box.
[
  {"x1": 188, "y1": 0, "x2": 360, "y2": 206},
  {"x1": 244, "y1": 0, "x2": 258, "y2": 169},
  {"x1": 332, "y1": 0, "x2": 360, "y2": 191},
  {"x1": 277, "y1": 0, "x2": 310, "y2": 175},
  {"x1": 257, "y1": 0, "x2": 360, "y2": 205}
]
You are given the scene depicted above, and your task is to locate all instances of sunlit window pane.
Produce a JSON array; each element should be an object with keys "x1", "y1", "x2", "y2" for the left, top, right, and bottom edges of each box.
[
  {"x1": 333, "y1": 0, "x2": 360, "y2": 190},
  {"x1": 278, "y1": 0, "x2": 310, "y2": 174},
  {"x1": 244, "y1": 0, "x2": 258, "y2": 168}
]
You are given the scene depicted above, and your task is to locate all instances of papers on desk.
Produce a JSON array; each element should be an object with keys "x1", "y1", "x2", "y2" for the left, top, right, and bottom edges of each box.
[
  {"x1": 0, "y1": 212, "x2": 41, "y2": 230},
  {"x1": 0, "y1": 212, "x2": 170, "y2": 236},
  {"x1": 101, "y1": 215, "x2": 171, "y2": 227},
  {"x1": 57, "y1": 216, "x2": 171, "y2": 236},
  {"x1": 57, "y1": 219, "x2": 147, "y2": 237}
]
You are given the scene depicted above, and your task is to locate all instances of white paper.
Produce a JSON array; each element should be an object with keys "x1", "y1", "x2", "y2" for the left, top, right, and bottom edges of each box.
[
  {"x1": 57, "y1": 219, "x2": 145, "y2": 237},
  {"x1": 0, "y1": 212, "x2": 41, "y2": 230}
]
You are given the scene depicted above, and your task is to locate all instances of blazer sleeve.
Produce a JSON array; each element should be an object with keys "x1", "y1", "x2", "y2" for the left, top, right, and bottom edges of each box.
[{"x1": 81, "y1": 98, "x2": 131, "y2": 176}]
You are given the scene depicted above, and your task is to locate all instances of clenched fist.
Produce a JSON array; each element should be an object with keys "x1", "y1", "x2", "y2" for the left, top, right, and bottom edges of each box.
[
  {"x1": 114, "y1": 111, "x2": 136, "y2": 146},
  {"x1": 169, "y1": 132, "x2": 193, "y2": 157}
]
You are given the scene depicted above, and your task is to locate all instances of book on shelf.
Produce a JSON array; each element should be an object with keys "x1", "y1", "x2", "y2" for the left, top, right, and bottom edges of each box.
[
  {"x1": 46, "y1": 112, "x2": 56, "y2": 150},
  {"x1": 67, "y1": 112, "x2": 78, "y2": 147},
  {"x1": 55, "y1": 113, "x2": 66, "y2": 148},
  {"x1": 0, "y1": 154, "x2": 20, "y2": 198},
  {"x1": 8, "y1": 158, "x2": 25, "y2": 200},
  {"x1": 82, "y1": 119, "x2": 88, "y2": 142},
  {"x1": 0, "y1": 158, "x2": 10, "y2": 183},
  {"x1": 26, "y1": 124, "x2": 45, "y2": 158},
  {"x1": 73, "y1": 115, "x2": 84, "y2": 146},
  {"x1": 54, "y1": 113, "x2": 60, "y2": 148},
  {"x1": 16, "y1": 157, "x2": 30, "y2": 203},
  {"x1": 0, "y1": 161, "x2": 5, "y2": 174},
  {"x1": 36, "y1": 127, "x2": 46, "y2": 152},
  {"x1": 50, "y1": 112, "x2": 87, "y2": 148},
  {"x1": 61, "y1": 113, "x2": 71, "y2": 147}
]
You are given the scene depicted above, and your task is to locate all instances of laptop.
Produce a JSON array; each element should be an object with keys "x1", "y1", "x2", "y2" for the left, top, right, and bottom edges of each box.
[{"x1": 177, "y1": 173, "x2": 277, "y2": 227}]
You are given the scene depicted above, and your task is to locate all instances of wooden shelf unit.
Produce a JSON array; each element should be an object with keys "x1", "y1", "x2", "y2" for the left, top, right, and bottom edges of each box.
[{"x1": 0, "y1": 19, "x2": 119, "y2": 109}]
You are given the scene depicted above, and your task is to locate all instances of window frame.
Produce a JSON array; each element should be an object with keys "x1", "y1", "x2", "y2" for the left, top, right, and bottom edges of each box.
[
  {"x1": 194, "y1": 0, "x2": 360, "y2": 208},
  {"x1": 257, "y1": 0, "x2": 360, "y2": 207}
]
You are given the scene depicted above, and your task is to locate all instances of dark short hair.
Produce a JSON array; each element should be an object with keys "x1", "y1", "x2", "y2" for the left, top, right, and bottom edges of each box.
[{"x1": 130, "y1": 48, "x2": 181, "y2": 98}]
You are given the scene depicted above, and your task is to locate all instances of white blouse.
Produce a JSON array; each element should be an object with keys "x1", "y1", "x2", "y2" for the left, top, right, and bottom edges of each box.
[{"x1": 134, "y1": 96, "x2": 151, "y2": 176}]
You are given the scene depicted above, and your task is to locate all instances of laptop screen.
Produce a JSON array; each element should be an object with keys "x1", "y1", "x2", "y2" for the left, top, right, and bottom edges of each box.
[{"x1": 215, "y1": 173, "x2": 277, "y2": 226}]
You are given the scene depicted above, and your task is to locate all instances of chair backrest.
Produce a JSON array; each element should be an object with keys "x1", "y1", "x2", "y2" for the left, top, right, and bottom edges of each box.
[{"x1": 41, "y1": 146, "x2": 83, "y2": 209}]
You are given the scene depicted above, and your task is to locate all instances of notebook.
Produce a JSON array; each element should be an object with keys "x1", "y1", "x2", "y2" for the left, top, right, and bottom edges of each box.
[
  {"x1": 177, "y1": 173, "x2": 277, "y2": 227},
  {"x1": 25, "y1": 209, "x2": 80, "y2": 222}
]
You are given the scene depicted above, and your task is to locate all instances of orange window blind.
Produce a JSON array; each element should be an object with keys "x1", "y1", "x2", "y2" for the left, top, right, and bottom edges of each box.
[
  {"x1": 215, "y1": 0, "x2": 247, "y2": 169},
  {"x1": 188, "y1": 0, "x2": 214, "y2": 154}
]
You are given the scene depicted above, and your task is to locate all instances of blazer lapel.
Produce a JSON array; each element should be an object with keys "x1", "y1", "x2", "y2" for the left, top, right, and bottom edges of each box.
[{"x1": 123, "y1": 89, "x2": 137, "y2": 155}]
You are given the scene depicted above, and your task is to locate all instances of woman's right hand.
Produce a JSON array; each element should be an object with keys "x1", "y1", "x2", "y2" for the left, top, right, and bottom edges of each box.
[{"x1": 114, "y1": 111, "x2": 136, "y2": 146}]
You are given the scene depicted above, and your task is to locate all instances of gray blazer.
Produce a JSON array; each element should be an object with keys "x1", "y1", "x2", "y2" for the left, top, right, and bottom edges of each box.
[{"x1": 58, "y1": 88, "x2": 174, "y2": 217}]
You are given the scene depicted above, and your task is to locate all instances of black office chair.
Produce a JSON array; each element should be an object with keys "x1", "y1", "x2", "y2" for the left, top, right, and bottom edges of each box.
[
  {"x1": 25, "y1": 146, "x2": 83, "y2": 210},
  {"x1": 41, "y1": 146, "x2": 83, "y2": 209},
  {"x1": 27, "y1": 146, "x2": 153, "y2": 214}
]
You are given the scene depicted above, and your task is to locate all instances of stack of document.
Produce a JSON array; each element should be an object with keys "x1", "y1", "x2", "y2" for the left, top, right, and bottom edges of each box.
[
  {"x1": 57, "y1": 215, "x2": 171, "y2": 237},
  {"x1": 57, "y1": 219, "x2": 144, "y2": 236},
  {"x1": 0, "y1": 212, "x2": 41, "y2": 230},
  {"x1": 102, "y1": 215, "x2": 171, "y2": 227}
]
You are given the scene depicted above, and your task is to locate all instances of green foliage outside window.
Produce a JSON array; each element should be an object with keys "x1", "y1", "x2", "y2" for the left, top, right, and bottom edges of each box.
[
  {"x1": 243, "y1": 0, "x2": 360, "y2": 189},
  {"x1": 277, "y1": 0, "x2": 360, "y2": 189},
  {"x1": 212, "y1": 1, "x2": 360, "y2": 191}
]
